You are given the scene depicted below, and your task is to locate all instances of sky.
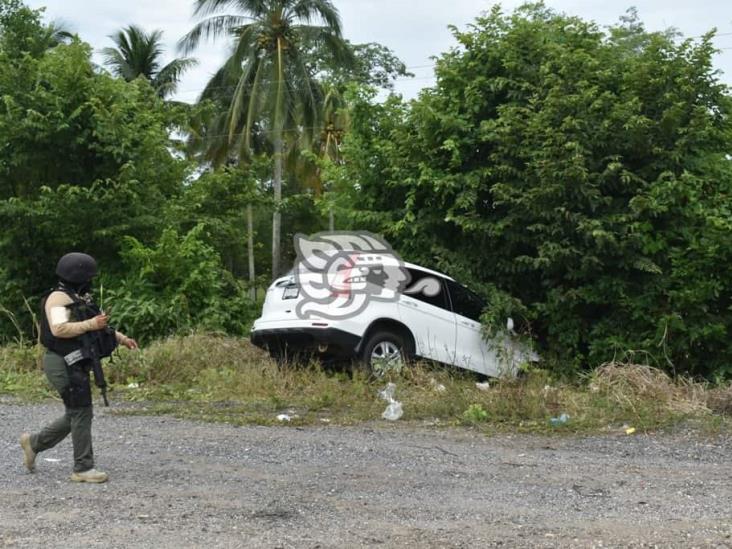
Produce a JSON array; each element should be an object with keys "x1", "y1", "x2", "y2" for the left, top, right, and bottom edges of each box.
[{"x1": 27, "y1": 0, "x2": 732, "y2": 103}]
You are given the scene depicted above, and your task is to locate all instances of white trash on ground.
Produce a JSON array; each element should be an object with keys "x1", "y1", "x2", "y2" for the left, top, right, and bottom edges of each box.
[
  {"x1": 378, "y1": 382, "x2": 403, "y2": 421},
  {"x1": 430, "y1": 378, "x2": 446, "y2": 393},
  {"x1": 475, "y1": 381, "x2": 491, "y2": 391},
  {"x1": 378, "y1": 383, "x2": 397, "y2": 401},
  {"x1": 549, "y1": 413, "x2": 570, "y2": 426},
  {"x1": 382, "y1": 401, "x2": 403, "y2": 421}
]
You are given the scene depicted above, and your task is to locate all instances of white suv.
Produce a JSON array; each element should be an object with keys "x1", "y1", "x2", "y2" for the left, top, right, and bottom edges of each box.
[{"x1": 251, "y1": 258, "x2": 535, "y2": 377}]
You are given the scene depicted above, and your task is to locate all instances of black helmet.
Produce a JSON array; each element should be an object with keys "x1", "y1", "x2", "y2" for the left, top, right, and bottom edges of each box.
[{"x1": 56, "y1": 252, "x2": 97, "y2": 285}]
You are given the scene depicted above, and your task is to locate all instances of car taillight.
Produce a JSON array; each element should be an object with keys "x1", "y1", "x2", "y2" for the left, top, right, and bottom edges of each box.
[{"x1": 282, "y1": 285, "x2": 299, "y2": 300}]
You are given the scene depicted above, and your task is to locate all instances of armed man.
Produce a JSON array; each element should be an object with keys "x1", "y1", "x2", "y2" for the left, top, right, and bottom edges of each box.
[{"x1": 19, "y1": 252, "x2": 138, "y2": 483}]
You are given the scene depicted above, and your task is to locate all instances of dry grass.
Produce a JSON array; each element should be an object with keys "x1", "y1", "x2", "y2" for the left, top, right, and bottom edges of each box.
[
  {"x1": 1, "y1": 334, "x2": 730, "y2": 431},
  {"x1": 707, "y1": 385, "x2": 732, "y2": 416},
  {"x1": 107, "y1": 332, "x2": 266, "y2": 386},
  {"x1": 591, "y1": 362, "x2": 710, "y2": 415}
]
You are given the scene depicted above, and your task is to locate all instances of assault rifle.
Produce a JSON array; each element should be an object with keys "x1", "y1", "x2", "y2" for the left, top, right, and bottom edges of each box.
[
  {"x1": 79, "y1": 328, "x2": 117, "y2": 406},
  {"x1": 67, "y1": 297, "x2": 119, "y2": 407},
  {"x1": 79, "y1": 330, "x2": 108, "y2": 406}
]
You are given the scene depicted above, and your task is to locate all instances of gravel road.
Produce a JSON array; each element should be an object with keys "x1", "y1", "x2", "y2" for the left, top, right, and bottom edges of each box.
[{"x1": 1, "y1": 400, "x2": 731, "y2": 548}]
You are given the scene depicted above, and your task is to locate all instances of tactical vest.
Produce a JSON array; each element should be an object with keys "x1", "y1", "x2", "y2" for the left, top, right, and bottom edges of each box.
[{"x1": 40, "y1": 285, "x2": 117, "y2": 358}]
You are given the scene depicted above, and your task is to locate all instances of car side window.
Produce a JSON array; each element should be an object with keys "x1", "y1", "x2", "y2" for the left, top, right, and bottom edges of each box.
[
  {"x1": 447, "y1": 281, "x2": 485, "y2": 322},
  {"x1": 402, "y1": 268, "x2": 449, "y2": 311}
]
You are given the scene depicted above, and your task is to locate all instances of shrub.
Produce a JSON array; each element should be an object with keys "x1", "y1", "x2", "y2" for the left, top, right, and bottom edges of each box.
[
  {"x1": 105, "y1": 225, "x2": 258, "y2": 343},
  {"x1": 333, "y1": 5, "x2": 732, "y2": 378}
]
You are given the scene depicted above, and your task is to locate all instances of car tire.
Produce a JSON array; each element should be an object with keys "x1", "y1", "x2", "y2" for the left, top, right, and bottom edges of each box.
[{"x1": 360, "y1": 331, "x2": 412, "y2": 376}]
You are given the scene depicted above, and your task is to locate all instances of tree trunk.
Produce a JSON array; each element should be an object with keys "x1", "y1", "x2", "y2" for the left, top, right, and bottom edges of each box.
[
  {"x1": 272, "y1": 37, "x2": 285, "y2": 280},
  {"x1": 247, "y1": 203, "x2": 256, "y2": 301},
  {"x1": 329, "y1": 207, "x2": 334, "y2": 232},
  {"x1": 272, "y1": 136, "x2": 283, "y2": 279}
]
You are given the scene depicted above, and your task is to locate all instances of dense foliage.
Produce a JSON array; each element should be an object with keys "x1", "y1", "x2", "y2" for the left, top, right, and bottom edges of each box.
[
  {"x1": 330, "y1": 5, "x2": 732, "y2": 377},
  {"x1": 102, "y1": 24, "x2": 197, "y2": 99},
  {"x1": 0, "y1": 1, "x2": 253, "y2": 341},
  {"x1": 104, "y1": 226, "x2": 257, "y2": 343},
  {"x1": 1, "y1": 0, "x2": 730, "y2": 379}
]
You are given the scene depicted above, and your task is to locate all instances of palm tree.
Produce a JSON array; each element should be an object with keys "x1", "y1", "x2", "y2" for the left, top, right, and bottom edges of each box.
[
  {"x1": 42, "y1": 21, "x2": 74, "y2": 49},
  {"x1": 186, "y1": 83, "x2": 262, "y2": 300},
  {"x1": 318, "y1": 83, "x2": 349, "y2": 231},
  {"x1": 103, "y1": 25, "x2": 197, "y2": 99},
  {"x1": 180, "y1": 0, "x2": 352, "y2": 278}
]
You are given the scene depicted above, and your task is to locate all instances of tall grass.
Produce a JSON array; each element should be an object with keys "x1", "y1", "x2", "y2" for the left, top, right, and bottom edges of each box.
[
  {"x1": 1, "y1": 333, "x2": 730, "y2": 432},
  {"x1": 0, "y1": 341, "x2": 49, "y2": 400}
]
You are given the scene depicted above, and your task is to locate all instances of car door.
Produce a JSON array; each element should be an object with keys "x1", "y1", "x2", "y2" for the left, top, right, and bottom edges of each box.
[
  {"x1": 446, "y1": 280, "x2": 498, "y2": 376},
  {"x1": 397, "y1": 268, "x2": 457, "y2": 364}
]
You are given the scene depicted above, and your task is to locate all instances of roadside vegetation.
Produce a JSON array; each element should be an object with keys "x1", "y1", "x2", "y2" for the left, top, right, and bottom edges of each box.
[
  {"x1": 2, "y1": 334, "x2": 729, "y2": 434},
  {"x1": 1, "y1": 0, "x2": 731, "y2": 430}
]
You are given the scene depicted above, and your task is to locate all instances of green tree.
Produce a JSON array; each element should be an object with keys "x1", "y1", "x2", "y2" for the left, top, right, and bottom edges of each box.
[
  {"x1": 180, "y1": 0, "x2": 352, "y2": 278},
  {"x1": 40, "y1": 20, "x2": 73, "y2": 48},
  {"x1": 170, "y1": 146, "x2": 270, "y2": 298},
  {"x1": 333, "y1": 5, "x2": 732, "y2": 378},
  {"x1": 0, "y1": 0, "x2": 72, "y2": 56},
  {"x1": 305, "y1": 40, "x2": 413, "y2": 91},
  {"x1": 304, "y1": 41, "x2": 411, "y2": 215},
  {"x1": 184, "y1": 91, "x2": 270, "y2": 298},
  {"x1": 103, "y1": 25, "x2": 197, "y2": 98},
  {"x1": 106, "y1": 225, "x2": 257, "y2": 343},
  {"x1": 0, "y1": 4, "x2": 189, "y2": 341}
]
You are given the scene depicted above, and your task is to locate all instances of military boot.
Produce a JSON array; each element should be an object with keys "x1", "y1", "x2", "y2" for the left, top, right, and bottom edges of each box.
[
  {"x1": 19, "y1": 433, "x2": 36, "y2": 472},
  {"x1": 70, "y1": 468, "x2": 108, "y2": 483}
]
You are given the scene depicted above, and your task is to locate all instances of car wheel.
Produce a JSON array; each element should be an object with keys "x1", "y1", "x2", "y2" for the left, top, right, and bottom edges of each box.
[{"x1": 361, "y1": 331, "x2": 411, "y2": 376}]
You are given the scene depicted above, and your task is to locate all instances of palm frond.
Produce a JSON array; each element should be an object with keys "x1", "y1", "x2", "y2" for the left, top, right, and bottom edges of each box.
[
  {"x1": 192, "y1": 0, "x2": 266, "y2": 18},
  {"x1": 154, "y1": 57, "x2": 198, "y2": 98},
  {"x1": 227, "y1": 59, "x2": 257, "y2": 143},
  {"x1": 101, "y1": 47, "x2": 137, "y2": 80},
  {"x1": 224, "y1": 22, "x2": 262, "y2": 74},
  {"x1": 286, "y1": 48, "x2": 321, "y2": 139},
  {"x1": 184, "y1": 0, "x2": 351, "y2": 183},
  {"x1": 288, "y1": 0, "x2": 342, "y2": 35},
  {"x1": 178, "y1": 14, "x2": 250, "y2": 54},
  {"x1": 105, "y1": 25, "x2": 164, "y2": 80},
  {"x1": 241, "y1": 59, "x2": 267, "y2": 154},
  {"x1": 200, "y1": 63, "x2": 237, "y2": 102},
  {"x1": 104, "y1": 25, "x2": 200, "y2": 100},
  {"x1": 43, "y1": 21, "x2": 75, "y2": 48}
]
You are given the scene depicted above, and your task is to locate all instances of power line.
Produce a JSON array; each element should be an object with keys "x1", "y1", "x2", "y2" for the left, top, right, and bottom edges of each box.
[
  {"x1": 692, "y1": 31, "x2": 732, "y2": 38},
  {"x1": 174, "y1": 75, "x2": 438, "y2": 96},
  {"x1": 186, "y1": 125, "x2": 364, "y2": 139}
]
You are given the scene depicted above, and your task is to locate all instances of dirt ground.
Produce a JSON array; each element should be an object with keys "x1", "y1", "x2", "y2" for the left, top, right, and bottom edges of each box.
[{"x1": 1, "y1": 400, "x2": 731, "y2": 548}]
